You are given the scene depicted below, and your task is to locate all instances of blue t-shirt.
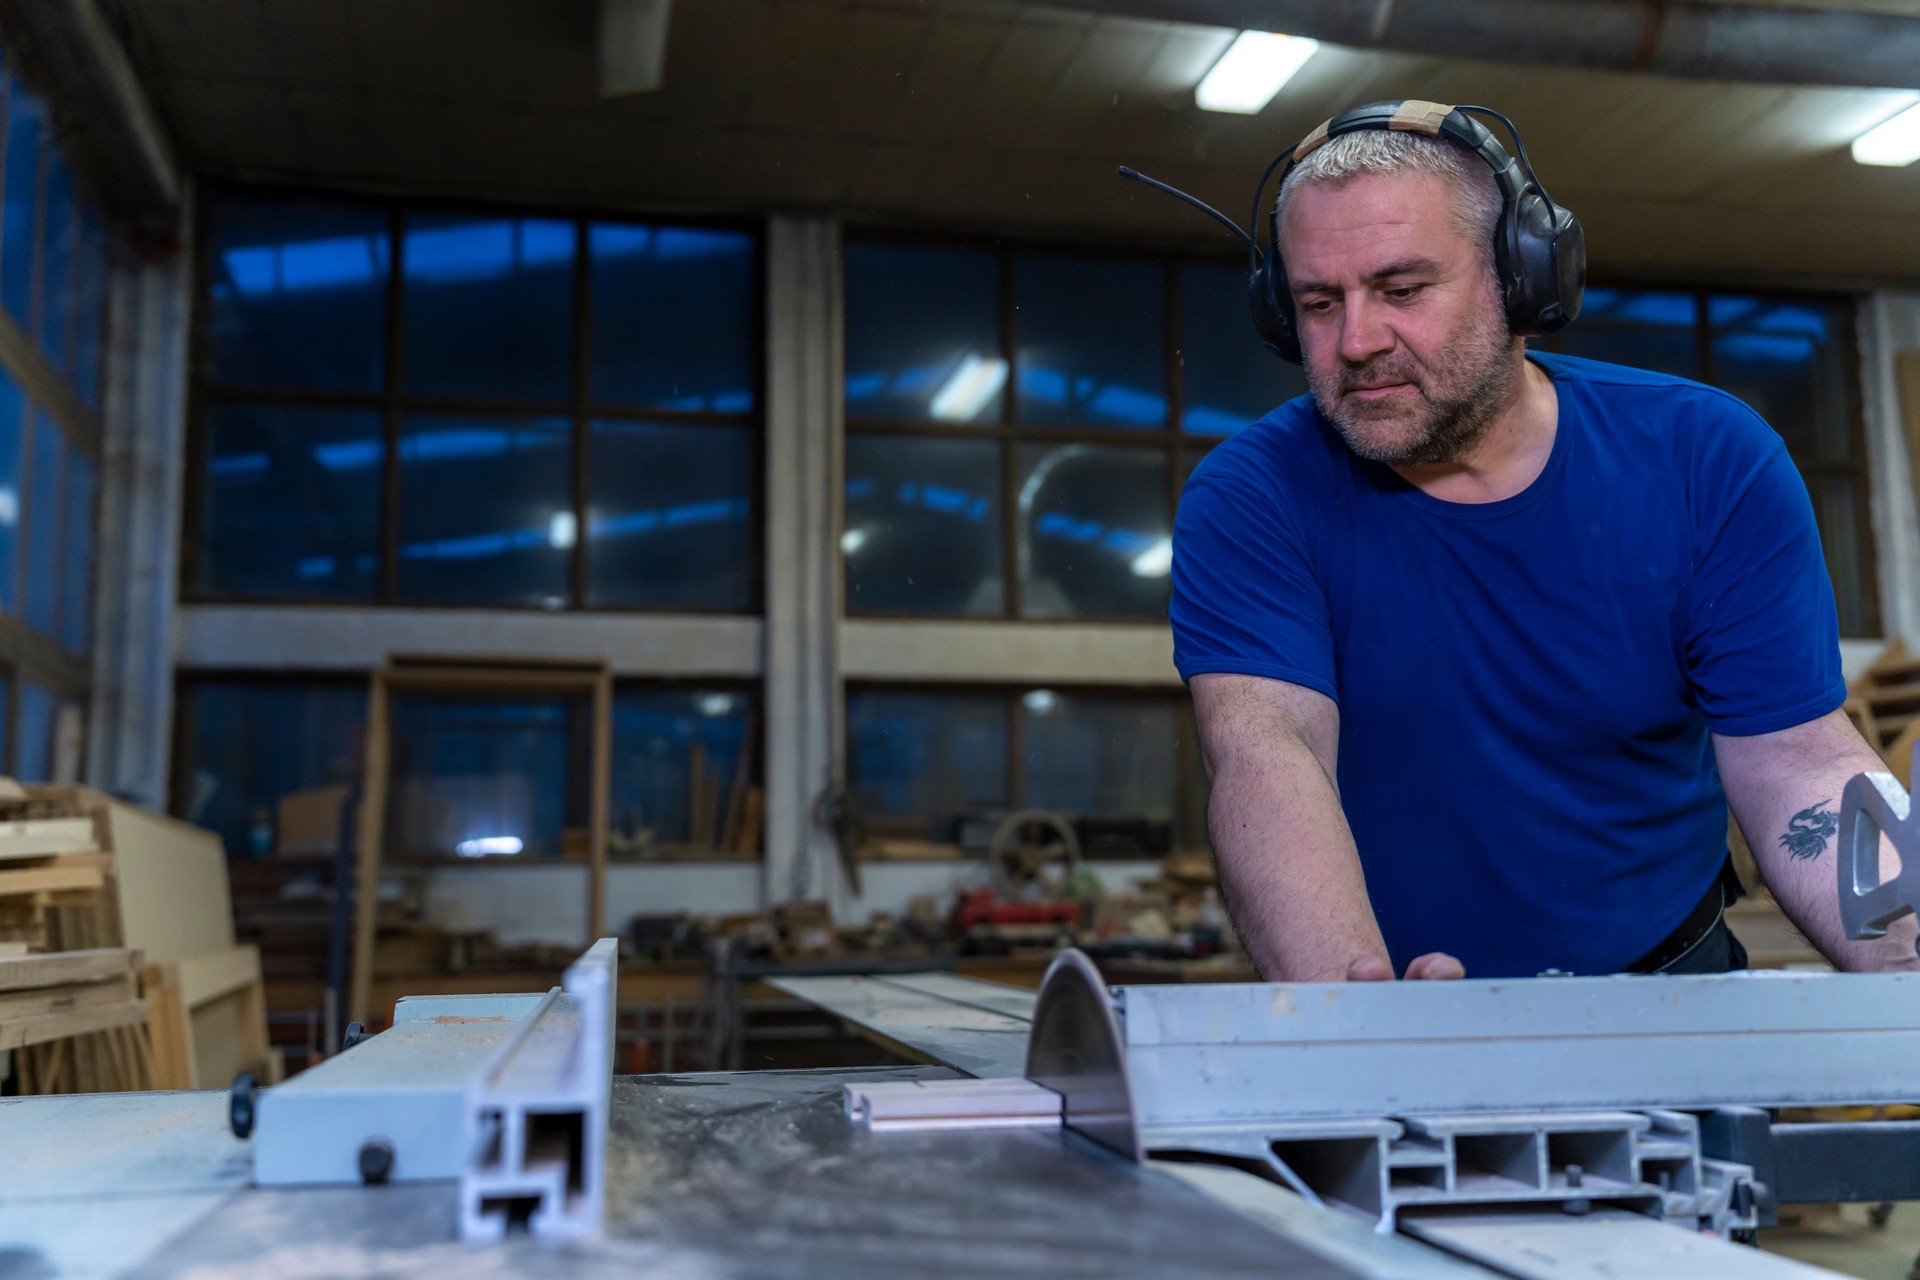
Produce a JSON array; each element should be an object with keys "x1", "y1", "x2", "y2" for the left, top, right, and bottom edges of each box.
[{"x1": 1171, "y1": 352, "x2": 1845, "y2": 978}]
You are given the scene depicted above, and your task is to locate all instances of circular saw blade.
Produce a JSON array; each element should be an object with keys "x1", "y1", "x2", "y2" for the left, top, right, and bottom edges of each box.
[{"x1": 1025, "y1": 948, "x2": 1141, "y2": 1161}]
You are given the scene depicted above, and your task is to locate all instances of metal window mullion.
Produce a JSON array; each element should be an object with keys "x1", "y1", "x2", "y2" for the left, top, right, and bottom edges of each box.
[
  {"x1": 1000, "y1": 251, "x2": 1020, "y2": 620},
  {"x1": 571, "y1": 219, "x2": 592, "y2": 609}
]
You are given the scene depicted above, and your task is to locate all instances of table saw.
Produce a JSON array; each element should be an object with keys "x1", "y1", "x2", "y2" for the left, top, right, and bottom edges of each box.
[{"x1": 8, "y1": 762, "x2": 1920, "y2": 1280}]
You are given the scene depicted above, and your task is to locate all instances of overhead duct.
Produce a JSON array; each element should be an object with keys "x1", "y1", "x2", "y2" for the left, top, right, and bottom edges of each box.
[{"x1": 1031, "y1": 0, "x2": 1920, "y2": 90}]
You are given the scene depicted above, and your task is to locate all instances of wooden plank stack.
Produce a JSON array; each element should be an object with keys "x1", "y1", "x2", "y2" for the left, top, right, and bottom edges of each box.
[
  {"x1": 1845, "y1": 641, "x2": 1920, "y2": 785},
  {"x1": 1, "y1": 948, "x2": 152, "y2": 1093}
]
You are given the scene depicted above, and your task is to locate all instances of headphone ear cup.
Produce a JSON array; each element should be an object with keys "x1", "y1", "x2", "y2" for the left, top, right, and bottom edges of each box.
[
  {"x1": 1249, "y1": 256, "x2": 1302, "y2": 365},
  {"x1": 1501, "y1": 190, "x2": 1582, "y2": 336}
]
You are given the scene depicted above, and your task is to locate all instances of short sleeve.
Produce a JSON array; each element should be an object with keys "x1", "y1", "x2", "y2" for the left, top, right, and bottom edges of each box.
[
  {"x1": 1170, "y1": 455, "x2": 1337, "y2": 700},
  {"x1": 1683, "y1": 400, "x2": 1846, "y2": 735}
]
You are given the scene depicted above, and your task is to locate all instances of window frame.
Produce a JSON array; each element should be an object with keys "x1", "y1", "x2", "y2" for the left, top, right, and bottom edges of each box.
[
  {"x1": 844, "y1": 679, "x2": 1207, "y2": 858},
  {"x1": 842, "y1": 225, "x2": 1245, "y2": 624},
  {"x1": 182, "y1": 180, "x2": 768, "y2": 615}
]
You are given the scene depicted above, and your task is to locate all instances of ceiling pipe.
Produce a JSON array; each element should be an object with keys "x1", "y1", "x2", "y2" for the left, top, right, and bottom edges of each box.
[{"x1": 1030, "y1": 0, "x2": 1920, "y2": 90}]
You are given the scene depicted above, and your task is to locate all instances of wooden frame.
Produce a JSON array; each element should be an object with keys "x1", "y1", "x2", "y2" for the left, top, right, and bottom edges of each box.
[
  {"x1": 143, "y1": 943, "x2": 278, "y2": 1090},
  {"x1": 349, "y1": 655, "x2": 612, "y2": 1023}
]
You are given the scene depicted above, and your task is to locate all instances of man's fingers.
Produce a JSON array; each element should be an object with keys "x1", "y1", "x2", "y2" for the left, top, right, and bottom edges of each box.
[
  {"x1": 1404, "y1": 952, "x2": 1466, "y2": 980},
  {"x1": 1345, "y1": 955, "x2": 1394, "y2": 982}
]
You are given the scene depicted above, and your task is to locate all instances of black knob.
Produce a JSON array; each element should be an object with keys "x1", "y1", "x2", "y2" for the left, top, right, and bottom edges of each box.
[
  {"x1": 342, "y1": 1021, "x2": 368, "y2": 1051},
  {"x1": 229, "y1": 1072, "x2": 259, "y2": 1139},
  {"x1": 358, "y1": 1138, "x2": 395, "y2": 1185}
]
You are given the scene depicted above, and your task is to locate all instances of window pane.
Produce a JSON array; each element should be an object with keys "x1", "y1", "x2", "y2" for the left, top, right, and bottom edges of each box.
[
  {"x1": 1180, "y1": 263, "x2": 1304, "y2": 435},
  {"x1": 1017, "y1": 443, "x2": 1169, "y2": 619},
  {"x1": 58, "y1": 448, "x2": 94, "y2": 654},
  {"x1": 23, "y1": 410, "x2": 61, "y2": 634},
  {"x1": 845, "y1": 433, "x2": 1002, "y2": 615},
  {"x1": 69, "y1": 204, "x2": 107, "y2": 407},
  {"x1": 1015, "y1": 255, "x2": 1166, "y2": 428},
  {"x1": 36, "y1": 154, "x2": 73, "y2": 363},
  {"x1": 15, "y1": 679, "x2": 51, "y2": 782},
  {"x1": 1553, "y1": 288, "x2": 1701, "y2": 380},
  {"x1": 585, "y1": 420, "x2": 752, "y2": 610},
  {"x1": 396, "y1": 413, "x2": 572, "y2": 605},
  {"x1": 847, "y1": 690, "x2": 1008, "y2": 843},
  {"x1": 1, "y1": 71, "x2": 44, "y2": 328},
  {"x1": 845, "y1": 244, "x2": 1003, "y2": 424},
  {"x1": 201, "y1": 402, "x2": 384, "y2": 599},
  {"x1": 0, "y1": 366, "x2": 24, "y2": 613},
  {"x1": 611, "y1": 687, "x2": 755, "y2": 853},
  {"x1": 1023, "y1": 690, "x2": 1177, "y2": 854},
  {"x1": 206, "y1": 194, "x2": 389, "y2": 392},
  {"x1": 590, "y1": 225, "x2": 754, "y2": 412},
  {"x1": 1708, "y1": 297, "x2": 1854, "y2": 462},
  {"x1": 387, "y1": 694, "x2": 575, "y2": 860},
  {"x1": 1809, "y1": 471, "x2": 1874, "y2": 638},
  {"x1": 402, "y1": 214, "x2": 573, "y2": 400},
  {"x1": 176, "y1": 680, "x2": 367, "y2": 858}
]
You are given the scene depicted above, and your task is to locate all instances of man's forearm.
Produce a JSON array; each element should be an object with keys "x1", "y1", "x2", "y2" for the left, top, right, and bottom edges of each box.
[
  {"x1": 1720, "y1": 712, "x2": 1920, "y2": 972},
  {"x1": 1209, "y1": 741, "x2": 1389, "y2": 981}
]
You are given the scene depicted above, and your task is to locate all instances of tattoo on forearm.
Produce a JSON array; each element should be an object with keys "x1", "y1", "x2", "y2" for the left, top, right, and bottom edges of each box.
[{"x1": 1779, "y1": 801, "x2": 1839, "y2": 862}]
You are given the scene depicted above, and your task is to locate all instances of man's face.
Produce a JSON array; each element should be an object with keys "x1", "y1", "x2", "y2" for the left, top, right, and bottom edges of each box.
[{"x1": 1280, "y1": 170, "x2": 1517, "y2": 466}]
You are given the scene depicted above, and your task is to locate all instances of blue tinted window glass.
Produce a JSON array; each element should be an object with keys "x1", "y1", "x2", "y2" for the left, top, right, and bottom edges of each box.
[
  {"x1": 586, "y1": 420, "x2": 753, "y2": 610},
  {"x1": 1023, "y1": 692, "x2": 1177, "y2": 835},
  {"x1": 201, "y1": 403, "x2": 384, "y2": 599},
  {"x1": 396, "y1": 413, "x2": 572, "y2": 605},
  {"x1": 177, "y1": 680, "x2": 367, "y2": 858},
  {"x1": 611, "y1": 687, "x2": 755, "y2": 851},
  {"x1": 0, "y1": 366, "x2": 23, "y2": 613},
  {"x1": 845, "y1": 244, "x2": 1003, "y2": 424},
  {"x1": 58, "y1": 448, "x2": 94, "y2": 654},
  {"x1": 207, "y1": 194, "x2": 389, "y2": 391},
  {"x1": 590, "y1": 225, "x2": 754, "y2": 412},
  {"x1": 402, "y1": 214, "x2": 573, "y2": 400},
  {"x1": 1, "y1": 71, "x2": 45, "y2": 327},
  {"x1": 35, "y1": 154, "x2": 72, "y2": 362},
  {"x1": 388, "y1": 694, "x2": 575, "y2": 860},
  {"x1": 845, "y1": 433, "x2": 1002, "y2": 615},
  {"x1": 68, "y1": 202, "x2": 107, "y2": 406},
  {"x1": 1015, "y1": 255, "x2": 1165, "y2": 428},
  {"x1": 15, "y1": 679, "x2": 51, "y2": 782},
  {"x1": 1554, "y1": 289, "x2": 1701, "y2": 381},
  {"x1": 23, "y1": 410, "x2": 62, "y2": 634},
  {"x1": 1708, "y1": 295, "x2": 1854, "y2": 463},
  {"x1": 1017, "y1": 443, "x2": 1169, "y2": 619},
  {"x1": 847, "y1": 690, "x2": 1008, "y2": 842},
  {"x1": 1180, "y1": 263, "x2": 1304, "y2": 435}
]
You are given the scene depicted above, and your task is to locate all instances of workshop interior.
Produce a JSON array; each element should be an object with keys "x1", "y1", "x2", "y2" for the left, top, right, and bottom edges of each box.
[{"x1": 4, "y1": 0, "x2": 1920, "y2": 1276}]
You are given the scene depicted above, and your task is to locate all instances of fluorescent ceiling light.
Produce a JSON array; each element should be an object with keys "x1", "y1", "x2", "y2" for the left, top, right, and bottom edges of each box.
[
  {"x1": 1130, "y1": 537, "x2": 1173, "y2": 578},
  {"x1": 1196, "y1": 31, "x2": 1319, "y2": 115},
  {"x1": 840, "y1": 527, "x2": 869, "y2": 555},
  {"x1": 456, "y1": 836, "x2": 524, "y2": 858},
  {"x1": 1022, "y1": 689, "x2": 1059, "y2": 715},
  {"x1": 929, "y1": 353, "x2": 1008, "y2": 421},
  {"x1": 548, "y1": 511, "x2": 578, "y2": 549},
  {"x1": 697, "y1": 692, "x2": 737, "y2": 717},
  {"x1": 1853, "y1": 101, "x2": 1920, "y2": 167}
]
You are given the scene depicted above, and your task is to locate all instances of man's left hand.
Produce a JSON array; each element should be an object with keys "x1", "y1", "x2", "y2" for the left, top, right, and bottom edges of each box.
[{"x1": 1346, "y1": 952, "x2": 1466, "y2": 981}]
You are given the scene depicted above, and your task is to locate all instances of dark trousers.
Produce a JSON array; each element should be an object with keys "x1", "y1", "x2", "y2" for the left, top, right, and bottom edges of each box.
[{"x1": 1654, "y1": 914, "x2": 1750, "y2": 974}]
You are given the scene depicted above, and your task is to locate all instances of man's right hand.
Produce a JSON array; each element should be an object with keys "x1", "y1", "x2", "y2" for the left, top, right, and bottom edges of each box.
[{"x1": 1345, "y1": 952, "x2": 1465, "y2": 982}]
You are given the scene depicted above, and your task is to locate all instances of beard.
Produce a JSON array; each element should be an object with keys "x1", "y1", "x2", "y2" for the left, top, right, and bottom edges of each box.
[{"x1": 1307, "y1": 287, "x2": 1520, "y2": 468}]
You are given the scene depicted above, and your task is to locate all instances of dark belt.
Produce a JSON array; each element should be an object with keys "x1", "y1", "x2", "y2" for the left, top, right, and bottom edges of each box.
[{"x1": 1625, "y1": 859, "x2": 1742, "y2": 974}]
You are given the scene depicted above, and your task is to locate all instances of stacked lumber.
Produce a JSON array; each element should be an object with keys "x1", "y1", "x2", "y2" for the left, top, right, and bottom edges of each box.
[
  {"x1": 1845, "y1": 641, "x2": 1920, "y2": 782},
  {"x1": 0, "y1": 781, "x2": 117, "y2": 954},
  {"x1": 2, "y1": 948, "x2": 152, "y2": 1093}
]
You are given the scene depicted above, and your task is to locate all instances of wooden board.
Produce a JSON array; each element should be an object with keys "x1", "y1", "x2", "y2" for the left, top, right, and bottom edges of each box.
[
  {"x1": 104, "y1": 797, "x2": 235, "y2": 964},
  {"x1": 0, "y1": 818, "x2": 98, "y2": 860},
  {"x1": 0, "y1": 948, "x2": 134, "y2": 992},
  {"x1": 0, "y1": 998, "x2": 148, "y2": 1051},
  {"x1": 144, "y1": 944, "x2": 278, "y2": 1091},
  {"x1": 0, "y1": 865, "x2": 105, "y2": 896},
  {"x1": 0, "y1": 973, "x2": 137, "y2": 1021}
]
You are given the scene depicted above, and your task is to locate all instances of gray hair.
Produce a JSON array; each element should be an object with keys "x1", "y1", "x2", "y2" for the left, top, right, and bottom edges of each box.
[{"x1": 1273, "y1": 128, "x2": 1502, "y2": 265}]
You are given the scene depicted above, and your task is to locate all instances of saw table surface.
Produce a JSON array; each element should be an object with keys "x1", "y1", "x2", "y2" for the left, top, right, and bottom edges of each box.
[{"x1": 3, "y1": 1067, "x2": 1385, "y2": 1280}]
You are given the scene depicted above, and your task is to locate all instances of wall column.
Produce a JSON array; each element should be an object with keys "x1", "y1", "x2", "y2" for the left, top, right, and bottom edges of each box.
[
  {"x1": 762, "y1": 216, "x2": 846, "y2": 913},
  {"x1": 89, "y1": 204, "x2": 192, "y2": 808}
]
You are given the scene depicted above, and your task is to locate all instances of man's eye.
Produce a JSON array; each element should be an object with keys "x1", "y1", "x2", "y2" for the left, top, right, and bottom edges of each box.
[
  {"x1": 1386, "y1": 285, "x2": 1424, "y2": 301},
  {"x1": 1302, "y1": 299, "x2": 1335, "y2": 315}
]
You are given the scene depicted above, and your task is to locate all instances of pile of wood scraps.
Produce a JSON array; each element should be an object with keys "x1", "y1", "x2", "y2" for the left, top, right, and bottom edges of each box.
[
  {"x1": 0, "y1": 784, "x2": 117, "y2": 954},
  {"x1": 1, "y1": 948, "x2": 151, "y2": 1093},
  {"x1": 1845, "y1": 641, "x2": 1920, "y2": 782}
]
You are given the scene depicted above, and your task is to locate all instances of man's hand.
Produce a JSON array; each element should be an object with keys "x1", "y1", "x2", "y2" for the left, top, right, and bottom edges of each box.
[{"x1": 1345, "y1": 952, "x2": 1466, "y2": 981}]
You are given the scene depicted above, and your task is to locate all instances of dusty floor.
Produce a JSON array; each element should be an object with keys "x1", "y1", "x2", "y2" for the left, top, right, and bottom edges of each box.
[{"x1": 1764, "y1": 1204, "x2": 1920, "y2": 1279}]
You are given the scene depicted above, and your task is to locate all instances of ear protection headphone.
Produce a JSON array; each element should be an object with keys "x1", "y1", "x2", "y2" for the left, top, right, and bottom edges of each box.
[{"x1": 1121, "y1": 100, "x2": 1585, "y2": 366}]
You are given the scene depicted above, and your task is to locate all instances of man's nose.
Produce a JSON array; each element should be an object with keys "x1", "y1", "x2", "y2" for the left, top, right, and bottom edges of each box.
[{"x1": 1338, "y1": 295, "x2": 1394, "y2": 365}]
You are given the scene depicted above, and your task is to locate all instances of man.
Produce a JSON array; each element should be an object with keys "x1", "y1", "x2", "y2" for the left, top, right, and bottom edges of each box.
[{"x1": 1171, "y1": 116, "x2": 1916, "y2": 981}]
